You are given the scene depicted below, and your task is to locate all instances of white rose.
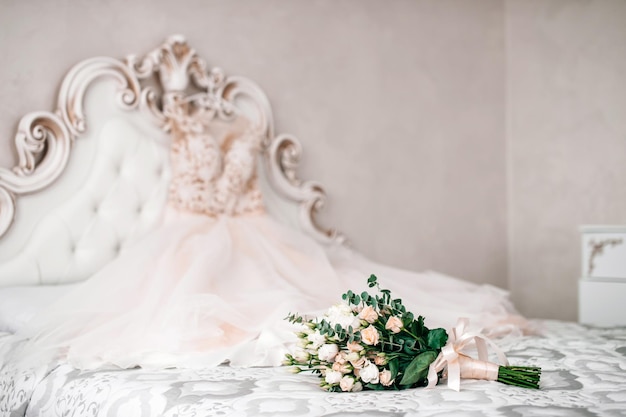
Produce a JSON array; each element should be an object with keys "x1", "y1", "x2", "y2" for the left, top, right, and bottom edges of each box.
[
  {"x1": 326, "y1": 304, "x2": 361, "y2": 330},
  {"x1": 325, "y1": 370, "x2": 343, "y2": 385},
  {"x1": 352, "y1": 381, "x2": 363, "y2": 392},
  {"x1": 339, "y1": 375, "x2": 355, "y2": 392},
  {"x1": 359, "y1": 361, "x2": 380, "y2": 384},
  {"x1": 307, "y1": 330, "x2": 326, "y2": 349},
  {"x1": 318, "y1": 344, "x2": 339, "y2": 362},
  {"x1": 293, "y1": 349, "x2": 310, "y2": 363}
]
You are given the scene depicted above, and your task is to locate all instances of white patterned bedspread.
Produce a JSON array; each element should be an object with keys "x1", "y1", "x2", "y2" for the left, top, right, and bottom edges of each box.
[{"x1": 1, "y1": 321, "x2": 625, "y2": 417}]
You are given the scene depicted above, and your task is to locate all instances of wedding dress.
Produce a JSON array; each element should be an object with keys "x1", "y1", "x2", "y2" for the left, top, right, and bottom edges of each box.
[{"x1": 16, "y1": 94, "x2": 526, "y2": 370}]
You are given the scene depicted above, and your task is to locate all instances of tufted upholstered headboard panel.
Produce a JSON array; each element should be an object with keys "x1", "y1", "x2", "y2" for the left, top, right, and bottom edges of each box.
[{"x1": 0, "y1": 35, "x2": 343, "y2": 286}]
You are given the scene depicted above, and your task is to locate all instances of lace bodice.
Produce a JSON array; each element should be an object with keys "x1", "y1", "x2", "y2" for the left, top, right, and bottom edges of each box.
[{"x1": 163, "y1": 95, "x2": 265, "y2": 216}]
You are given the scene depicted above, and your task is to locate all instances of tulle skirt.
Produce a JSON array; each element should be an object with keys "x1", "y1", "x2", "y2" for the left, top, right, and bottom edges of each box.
[{"x1": 16, "y1": 208, "x2": 525, "y2": 370}]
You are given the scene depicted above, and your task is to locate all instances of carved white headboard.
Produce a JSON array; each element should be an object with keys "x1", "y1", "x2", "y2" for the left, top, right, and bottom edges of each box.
[{"x1": 0, "y1": 35, "x2": 343, "y2": 286}]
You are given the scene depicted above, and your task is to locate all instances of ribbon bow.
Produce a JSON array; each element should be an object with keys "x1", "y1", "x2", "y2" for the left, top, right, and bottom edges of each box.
[{"x1": 426, "y1": 318, "x2": 508, "y2": 391}]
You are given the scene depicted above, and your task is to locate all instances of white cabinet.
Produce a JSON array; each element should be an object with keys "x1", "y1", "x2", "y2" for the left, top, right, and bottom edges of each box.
[{"x1": 579, "y1": 225, "x2": 626, "y2": 326}]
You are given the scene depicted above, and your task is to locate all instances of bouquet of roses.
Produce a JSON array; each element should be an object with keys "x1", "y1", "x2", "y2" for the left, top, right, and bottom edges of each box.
[{"x1": 284, "y1": 275, "x2": 540, "y2": 392}]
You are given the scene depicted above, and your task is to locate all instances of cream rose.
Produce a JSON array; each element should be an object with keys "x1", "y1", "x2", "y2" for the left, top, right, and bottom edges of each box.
[
  {"x1": 347, "y1": 342, "x2": 364, "y2": 352},
  {"x1": 324, "y1": 370, "x2": 343, "y2": 385},
  {"x1": 339, "y1": 375, "x2": 356, "y2": 392},
  {"x1": 332, "y1": 361, "x2": 352, "y2": 374},
  {"x1": 335, "y1": 351, "x2": 348, "y2": 365},
  {"x1": 358, "y1": 305, "x2": 379, "y2": 324},
  {"x1": 350, "y1": 356, "x2": 367, "y2": 370},
  {"x1": 360, "y1": 325, "x2": 380, "y2": 346},
  {"x1": 379, "y1": 369, "x2": 394, "y2": 386},
  {"x1": 374, "y1": 353, "x2": 388, "y2": 366},
  {"x1": 318, "y1": 344, "x2": 339, "y2": 362},
  {"x1": 385, "y1": 316, "x2": 403, "y2": 334},
  {"x1": 351, "y1": 381, "x2": 363, "y2": 392},
  {"x1": 359, "y1": 361, "x2": 380, "y2": 384}
]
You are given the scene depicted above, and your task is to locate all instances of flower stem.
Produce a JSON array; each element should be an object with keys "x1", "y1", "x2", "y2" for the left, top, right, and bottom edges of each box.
[
  {"x1": 401, "y1": 328, "x2": 420, "y2": 340},
  {"x1": 497, "y1": 366, "x2": 542, "y2": 389}
]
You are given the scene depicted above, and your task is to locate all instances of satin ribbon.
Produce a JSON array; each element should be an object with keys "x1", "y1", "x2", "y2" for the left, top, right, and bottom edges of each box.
[{"x1": 426, "y1": 318, "x2": 509, "y2": 391}]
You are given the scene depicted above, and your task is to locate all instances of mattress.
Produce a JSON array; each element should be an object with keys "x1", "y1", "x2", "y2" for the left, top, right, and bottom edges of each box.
[{"x1": 1, "y1": 321, "x2": 625, "y2": 416}]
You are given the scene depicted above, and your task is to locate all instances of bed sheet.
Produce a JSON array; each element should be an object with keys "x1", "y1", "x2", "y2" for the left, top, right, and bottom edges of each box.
[{"x1": 1, "y1": 321, "x2": 626, "y2": 417}]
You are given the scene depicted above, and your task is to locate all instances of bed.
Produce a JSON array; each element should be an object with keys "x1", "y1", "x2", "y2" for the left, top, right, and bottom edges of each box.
[{"x1": 1, "y1": 35, "x2": 625, "y2": 416}]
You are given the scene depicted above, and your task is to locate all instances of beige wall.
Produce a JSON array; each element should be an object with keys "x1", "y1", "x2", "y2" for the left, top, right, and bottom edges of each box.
[
  {"x1": 1, "y1": 0, "x2": 624, "y2": 320},
  {"x1": 506, "y1": 0, "x2": 626, "y2": 320},
  {"x1": 0, "y1": 0, "x2": 508, "y2": 288}
]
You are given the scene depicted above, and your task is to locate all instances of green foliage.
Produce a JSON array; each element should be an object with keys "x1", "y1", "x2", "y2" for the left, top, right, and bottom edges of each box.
[
  {"x1": 399, "y1": 350, "x2": 438, "y2": 386},
  {"x1": 427, "y1": 328, "x2": 448, "y2": 350},
  {"x1": 286, "y1": 274, "x2": 448, "y2": 392},
  {"x1": 287, "y1": 274, "x2": 541, "y2": 392}
]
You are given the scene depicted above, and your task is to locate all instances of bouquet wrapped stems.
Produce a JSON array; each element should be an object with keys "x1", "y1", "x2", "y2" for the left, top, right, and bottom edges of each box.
[
  {"x1": 426, "y1": 317, "x2": 541, "y2": 391},
  {"x1": 286, "y1": 275, "x2": 541, "y2": 392},
  {"x1": 457, "y1": 354, "x2": 541, "y2": 389}
]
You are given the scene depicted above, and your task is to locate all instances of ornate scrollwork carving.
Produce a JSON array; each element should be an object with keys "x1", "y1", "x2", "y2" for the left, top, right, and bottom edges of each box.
[
  {"x1": 3, "y1": 111, "x2": 71, "y2": 189},
  {"x1": 0, "y1": 111, "x2": 72, "y2": 237},
  {"x1": 221, "y1": 76, "x2": 273, "y2": 146},
  {"x1": 1, "y1": 53, "x2": 146, "y2": 238},
  {"x1": 588, "y1": 238, "x2": 624, "y2": 276},
  {"x1": 0, "y1": 34, "x2": 344, "y2": 244},
  {"x1": 58, "y1": 57, "x2": 143, "y2": 136},
  {"x1": 267, "y1": 134, "x2": 345, "y2": 244}
]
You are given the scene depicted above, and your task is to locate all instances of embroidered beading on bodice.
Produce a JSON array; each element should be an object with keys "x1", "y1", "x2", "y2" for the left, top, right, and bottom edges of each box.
[{"x1": 163, "y1": 95, "x2": 265, "y2": 216}]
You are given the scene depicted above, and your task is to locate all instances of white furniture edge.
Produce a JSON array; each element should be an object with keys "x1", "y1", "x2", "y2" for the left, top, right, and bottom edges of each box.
[
  {"x1": 579, "y1": 279, "x2": 626, "y2": 326},
  {"x1": 579, "y1": 225, "x2": 626, "y2": 233}
]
